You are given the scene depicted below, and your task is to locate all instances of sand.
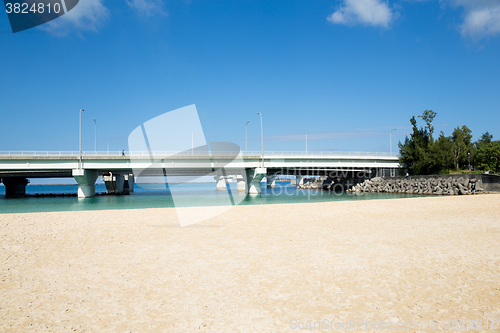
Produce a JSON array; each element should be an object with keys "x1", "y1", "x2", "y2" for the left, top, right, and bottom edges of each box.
[{"x1": 1, "y1": 195, "x2": 499, "y2": 332}]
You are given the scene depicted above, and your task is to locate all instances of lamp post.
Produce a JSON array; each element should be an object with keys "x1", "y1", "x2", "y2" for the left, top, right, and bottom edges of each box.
[
  {"x1": 305, "y1": 135, "x2": 308, "y2": 154},
  {"x1": 245, "y1": 120, "x2": 250, "y2": 153},
  {"x1": 390, "y1": 128, "x2": 397, "y2": 155},
  {"x1": 257, "y1": 112, "x2": 263, "y2": 167},
  {"x1": 468, "y1": 152, "x2": 471, "y2": 173},
  {"x1": 94, "y1": 118, "x2": 97, "y2": 154},
  {"x1": 79, "y1": 109, "x2": 84, "y2": 168}
]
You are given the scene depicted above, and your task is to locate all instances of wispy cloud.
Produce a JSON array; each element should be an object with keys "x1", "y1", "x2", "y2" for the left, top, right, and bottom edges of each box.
[
  {"x1": 263, "y1": 123, "x2": 452, "y2": 142},
  {"x1": 267, "y1": 130, "x2": 397, "y2": 142},
  {"x1": 408, "y1": 0, "x2": 500, "y2": 39},
  {"x1": 126, "y1": 0, "x2": 167, "y2": 16},
  {"x1": 40, "y1": 0, "x2": 109, "y2": 36},
  {"x1": 327, "y1": 0, "x2": 395, "y2": 28},
  {"x1": 450, "y1": 0, "x2": 500, "y2": 39}
]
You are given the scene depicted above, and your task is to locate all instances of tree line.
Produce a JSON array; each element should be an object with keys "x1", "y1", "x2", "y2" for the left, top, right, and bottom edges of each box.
[{"x1": 398, "y1": 110, "x2": 500, "y2": 175}]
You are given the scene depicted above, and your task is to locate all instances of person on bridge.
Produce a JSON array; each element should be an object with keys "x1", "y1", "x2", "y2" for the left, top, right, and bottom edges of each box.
[{"x1": 122, "y1": 150, "x2": 125, "y2": 156}]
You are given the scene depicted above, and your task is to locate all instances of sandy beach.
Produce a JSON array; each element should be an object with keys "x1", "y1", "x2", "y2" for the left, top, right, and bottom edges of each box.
[{"x1": 1, "y1": 195, "x2": 499, "y2": 332}]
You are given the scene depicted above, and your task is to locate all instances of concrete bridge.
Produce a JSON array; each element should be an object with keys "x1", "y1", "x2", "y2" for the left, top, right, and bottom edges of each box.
[{"x1": 0, "y1": 151, "x2": 400, "y2": 197}]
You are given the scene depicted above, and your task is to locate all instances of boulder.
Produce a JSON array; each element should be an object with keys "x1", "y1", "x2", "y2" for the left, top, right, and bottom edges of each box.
[{"x1": 458, "y1": 184, "x2": 468, "y2": 195}]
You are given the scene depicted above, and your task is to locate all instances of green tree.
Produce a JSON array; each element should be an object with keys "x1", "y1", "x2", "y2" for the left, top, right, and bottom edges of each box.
[
  {"x1": 399, "y1": 115, "x2": 432, "y2": 174},
  {"x1": 476, "y1": 141, "x2": 500, "y2": 173},
  {"x1": 398, "y1": 111, "x2": 487, "y2": 174},
  {"x1": 472, "y1": 132, "x2": 493, "y2": 167},
  {"x1": 475, "y1": 132, "x2": 493, "y2": 150},
  {"x1": 429, "y1": 132, "x2": 454, "y2": 172},
  {"x1": 452, "y1": 125, "x2": 473, "y2": 170},
  {"x1": 418, "y1": 109, "x2": 437, "y2": 140}
]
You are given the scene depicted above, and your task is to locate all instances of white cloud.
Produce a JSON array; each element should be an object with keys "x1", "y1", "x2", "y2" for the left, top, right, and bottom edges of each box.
[
  {"x1": 40, "y1": 0, "x2": 109, "y2": 36},
  {"x1": 449, "y1": 0, "x2": 500, "y2": 39},
  {"x1": 327, "y1": 0, "x2": 395, "y2": 28},
  {"x1": 126, "y1": 0, "x2": 167, "y2": 16}
]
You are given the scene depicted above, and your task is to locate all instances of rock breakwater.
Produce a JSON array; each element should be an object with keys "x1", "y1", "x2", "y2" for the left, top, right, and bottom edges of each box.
[{"x1": 349, "y1": 176, "x2": 484, "y2": 195}]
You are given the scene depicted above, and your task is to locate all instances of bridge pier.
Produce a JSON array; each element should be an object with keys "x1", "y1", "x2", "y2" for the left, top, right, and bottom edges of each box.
[
  {"x1": 104, "y1": 173, "x2": 125, "y2": 194},
  {"x1": 245, "y1": 168, "x2": 266, "y2": 195},
  {"x1": 72, "y1": 169, "x2": 98, "y2": 198},
  {"x1": 215, "y1": 175, "x2": 228, "y2": 191},
  {"x1": 236, "y1": 174, "x2": 246, "y2": 192},
  {"x1": 124, "y1": 174, "x2": 135, "y2": 193},
  {"x1": 104, "y1": 173, "x2": 134, "y2": 194},
  {"x1": 266, "y1": 175, "x2": 277, "y2": 187},
  {"x1": 2, "y1": 177, "x2": 29, "y2": 196}
]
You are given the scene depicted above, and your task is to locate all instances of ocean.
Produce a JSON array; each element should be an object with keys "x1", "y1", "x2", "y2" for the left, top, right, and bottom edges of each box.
[{"x1": 0, "y1": 182, "x2": 419, "y2": 214}]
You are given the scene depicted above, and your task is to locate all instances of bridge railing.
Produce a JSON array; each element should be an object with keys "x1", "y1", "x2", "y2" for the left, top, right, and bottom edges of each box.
[{"x1": 0, "y1": 151, "x2": 399, "y2": 157}]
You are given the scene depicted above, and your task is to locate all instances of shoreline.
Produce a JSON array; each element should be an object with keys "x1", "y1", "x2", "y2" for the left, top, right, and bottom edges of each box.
[
  {"x1": 0, "y1": 191, "x2": 496, "y2": 214},
  {"x1": 0, "y1": 192, "x2": 497, "y2": 216}
]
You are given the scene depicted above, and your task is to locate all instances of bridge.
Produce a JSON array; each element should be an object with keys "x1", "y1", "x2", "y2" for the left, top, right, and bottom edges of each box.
[{"x1": 0, "y1": 151, "x2": 400, "y2": 197}]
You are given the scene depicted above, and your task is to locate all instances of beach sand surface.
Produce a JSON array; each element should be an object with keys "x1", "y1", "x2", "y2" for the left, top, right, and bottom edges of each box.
[{"x1": 1, "y1": 195, "x2": 500, "y2": 332}]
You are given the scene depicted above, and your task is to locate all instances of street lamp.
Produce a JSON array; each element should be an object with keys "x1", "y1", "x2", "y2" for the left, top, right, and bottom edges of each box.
[
  {"x1": 390, "y1": 128, "x2": 397, "y2": 155},
  {"x1": 245, "y1": 120, "x2": 250, "y2": 153},
  {"x1": 468, "y1": 152, "x2": 471, "y2": 173},
  {"x1": 94, "y1": 118, "x2": 97, "y2": 155},
  {"x1": 256, "y1": 112, "x2": 263, "y2": 167},
  {"x1": 305, "y1": 135, "x2": 308, "y2": 154},
  {"x1": 79, "y1": 108, "x2": 85, "y2": 168}
]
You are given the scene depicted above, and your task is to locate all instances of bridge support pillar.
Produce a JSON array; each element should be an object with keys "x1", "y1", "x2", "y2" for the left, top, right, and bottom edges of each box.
[
  {"x1": 73, "y1": 169, "x2": 98, "y2": 198},
  {"x1": 246, "y1": 168, "x2": 266, "y2": 195},
  {"x1": 236, "y1": 175, "x2": 246, "y2": 192},
  {"x1": 104, "y1": 173, "x2": 125, "y2": 194},
  {"x1": 124, "y1": 174, "x2": 135, "y2": 193},
  {"x1": 104, "y1": 173, "x2": 134, "y2": 194},
  {"x1": 215, "y1": 175, "x2": 228, "y2": 190},
  {"x1": 266, "y1": 175, "x2": 277, "y2": 188},
  {"x1": 2, "y1": 177, "x2": 29, "y2": 196}
]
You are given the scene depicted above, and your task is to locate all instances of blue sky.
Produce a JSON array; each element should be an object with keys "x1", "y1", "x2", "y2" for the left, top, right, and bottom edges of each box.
[{"x1": 1, "y1": 0, "x2": 499, "y2": 154}]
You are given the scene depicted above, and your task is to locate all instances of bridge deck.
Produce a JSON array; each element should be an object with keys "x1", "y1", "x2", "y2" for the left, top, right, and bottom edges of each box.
[{"x1": 0, "y1": 151, "x2": 400, "y2": 178}]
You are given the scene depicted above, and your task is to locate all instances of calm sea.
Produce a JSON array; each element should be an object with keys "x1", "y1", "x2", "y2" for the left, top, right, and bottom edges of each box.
[{"x1": 0, "y1": 182, "x2": 418, "y2": 214}]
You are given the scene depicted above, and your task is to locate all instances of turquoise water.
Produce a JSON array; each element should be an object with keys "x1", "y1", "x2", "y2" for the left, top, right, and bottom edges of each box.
[{"x1": 0, "y1": 182, "x2": 419, "y2": 214}]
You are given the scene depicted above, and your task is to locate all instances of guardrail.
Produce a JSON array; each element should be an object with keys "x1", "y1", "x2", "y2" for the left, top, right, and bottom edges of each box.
[{"x1": 0, "y1": 151, "x2": 400, "y2": 157}]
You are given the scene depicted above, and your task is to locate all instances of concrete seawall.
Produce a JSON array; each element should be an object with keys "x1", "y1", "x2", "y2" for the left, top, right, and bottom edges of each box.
[{"x1": 481, "y1": 174, "x2": 500, "y2": 192}]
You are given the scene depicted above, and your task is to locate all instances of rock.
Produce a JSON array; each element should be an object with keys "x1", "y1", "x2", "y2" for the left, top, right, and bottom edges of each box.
[
  {"x1": 458, "y1": 184, "x2": 468, "y2": 195},
  {"x1": 349, "y1": 175, "x2": 490, "y2": 197}
]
